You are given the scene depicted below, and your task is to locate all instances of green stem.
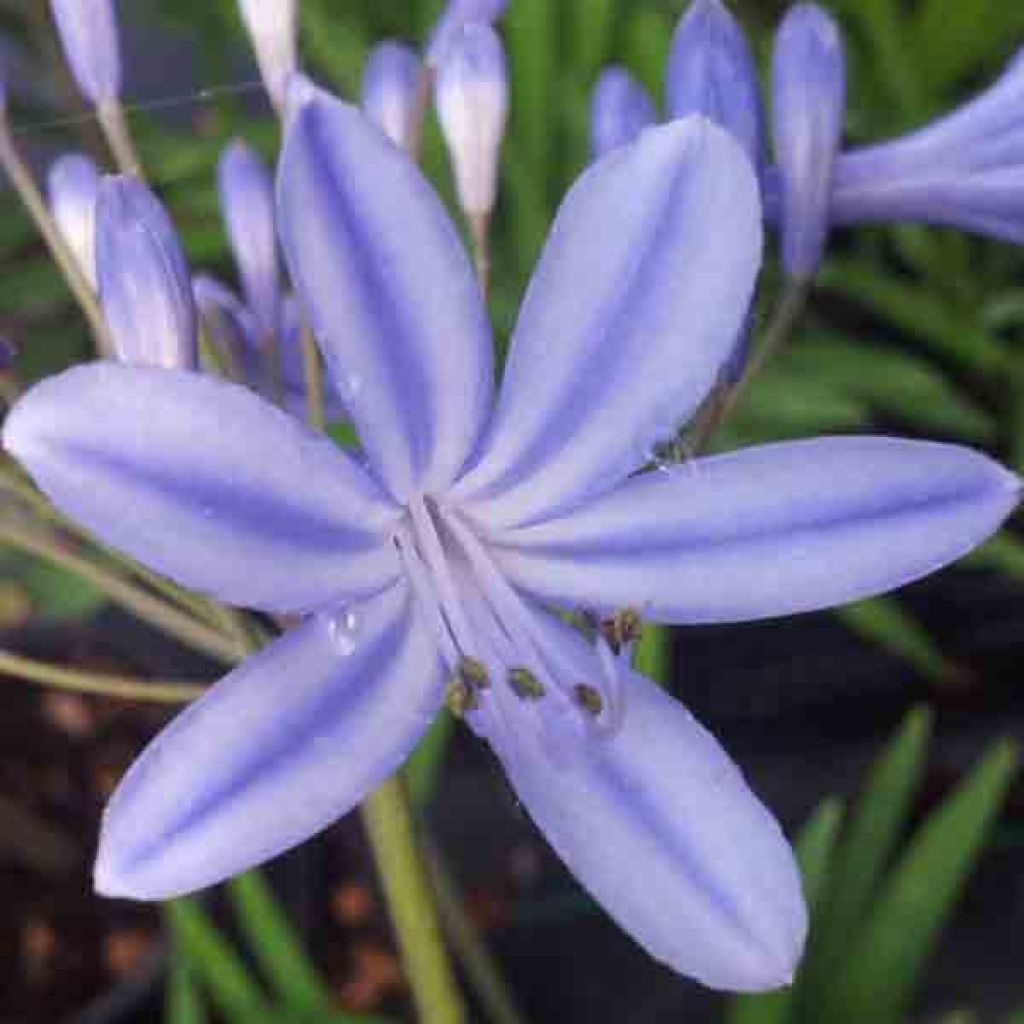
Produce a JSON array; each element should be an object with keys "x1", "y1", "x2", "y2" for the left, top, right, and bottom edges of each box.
[
  {"x1": 361, "y1": 777, "x2": 467, "y2": 1024},
  {"x1": 98, "y1": 100, "x2": 147, "y2": 180},
  {"x1": 633, "y1": 624, "x2": 671, "y2": 686},
  {"x1": 0, "y1": 518, "x2": 239, "y2": 664},
  {"x1": 0, "y1": 114, "x2": 112, "y2": 356},
  {"x1": 422, "y1": 833, "x2": 528, "y2": 1024},
  {"x1": 300, "y1": 322, "x2": 326, "y2": 431},
  {"x1": 0, "y1": 648, "x2": 204, "y2": 703}
]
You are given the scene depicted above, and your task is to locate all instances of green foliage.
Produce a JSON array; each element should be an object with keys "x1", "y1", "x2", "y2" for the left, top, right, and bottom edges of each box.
[
  {"x1": 167, "y1": 872, "x2": 391, "y2": 1024},
  {"x1": 727, "y1": 712, "x2": 1019, "y2": 1024}
]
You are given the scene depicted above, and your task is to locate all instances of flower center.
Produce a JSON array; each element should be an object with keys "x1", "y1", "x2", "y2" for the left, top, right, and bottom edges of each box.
[{"x1": 393, "y1": 495, "x2": 632, "y2": 749}]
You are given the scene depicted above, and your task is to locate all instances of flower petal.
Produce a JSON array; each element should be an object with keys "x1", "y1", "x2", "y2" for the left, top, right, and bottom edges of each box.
[
  {"x1": 483, "y1": 611, "x2": 805, "y2": 991},
  {"x1": 590, "y1": 67, "x2": 657, "y2": 159},
  {"x1": 278, "y1": 89, "x2": 495, "y2": 501},
  {"x1": 2, "y1": 364, "x2": 401, "y2": 614},
  {"x1": 47, "y1": 153, "x2": 100, "y2": 288},
  {"x1": 95, "y1": 582, "x2": 444, "y2": 899},
  {"x1": 490, "y1": 436, "x2": 1020, "y2": 623},
  {"x1": 453, "y1": 117, "x2": 762, "y2": 529}
]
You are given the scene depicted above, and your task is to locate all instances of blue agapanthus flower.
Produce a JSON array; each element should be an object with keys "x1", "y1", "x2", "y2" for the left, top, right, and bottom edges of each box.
[{"x1": 4, "y1": 90, "x2": 1019, "y2": 992}]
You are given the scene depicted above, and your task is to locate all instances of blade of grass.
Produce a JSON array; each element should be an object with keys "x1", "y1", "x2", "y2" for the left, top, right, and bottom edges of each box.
[{"x1": 166, "y1": 957, "x2": 209, "y2": 1024}]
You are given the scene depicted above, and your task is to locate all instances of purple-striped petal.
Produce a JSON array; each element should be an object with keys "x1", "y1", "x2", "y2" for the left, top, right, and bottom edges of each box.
[
  {"x1": 771, "y1": 4, "x2": 846, "y2": 278},
  {"x1": 668, "y1": 0, "x2": 764, "y2": 172},
  {"x1": 50, "y1": 0, "x2": 120, "y2": 104},
  {"x1": 278, "y1": 89, "x2": 494, "y2": 501},
  {"x1": 96, "y1": 176, "x2": 198, "y2": 370},
  {"x1": 589, "y1": 67, "x2": 657, "y2": 159},
  {"x1": 362, "y1": 41, "x2": 422, "y2": 151},
  {"x1": 47, "y1": 153, "x2": 100, "y2": 288},
  {"x1": 217, "y1": 141, "x2": 280, "y2": 340},
  {"x1": 482, "y1": 610, "x2": 805, "y2": 991},
  {"x1": 490, "y1": 437, "x2": 1020, "y2": 623},
  {"x1": 2, "y1": 364, "x2": 402, "y2": 614},
  {"x1": 95, "y1": 582, "x2": 444, "y2": 899},
  {"x1": 453, "y1": 117, "x2": 762, "y2": 529}
]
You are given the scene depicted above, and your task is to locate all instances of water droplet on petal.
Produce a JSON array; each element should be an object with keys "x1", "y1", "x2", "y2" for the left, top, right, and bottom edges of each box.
[{"x1": 325, "y1": 609, "x2": 360, "y2": 656}]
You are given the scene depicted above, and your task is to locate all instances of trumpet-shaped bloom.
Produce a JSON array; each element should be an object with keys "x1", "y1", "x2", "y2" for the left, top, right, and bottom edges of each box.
[
  {"x1": 667, "y1": 0, "x2": 763, "y2": 172},
  {"x1": 362, "y1": 42, "x2": 422, "y2": 151},
  {"x1": 48, "y1": 153, "x2": 101, "y2": 289},
  {"x1": 771, "y1": 4, "x2": 846, "y2": 279},
  {"x1": 590, "y1": 67, "x2": 657, "y2": 159},
  {"x1": 50, "y1": 0, "x2": 120, "y2": 104},
  {"x1": 5, "y1": 93, "x2": 1019, "y2": 992},
  {"x1": 95, "y1": 175, "x2": 197, "y2": 370}
]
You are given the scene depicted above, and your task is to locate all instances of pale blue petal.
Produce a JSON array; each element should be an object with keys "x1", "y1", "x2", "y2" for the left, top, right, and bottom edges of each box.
[
  {"x1": 47, "y1": 153, "x2": 100, "y2": 288},
  {"x1": 2, "y1": 364, "x2": 402, "y2": 614},
  {"x1": 362, "y1": 41, "x2": 422, "y2": 150},
  {"x1": 217, "y1": 141, "x2": 280, "y2": 339},
  {"x1": 278, "y1": 89, "x2": 494, "y2": 501},
  {"x1": 484, "y1": 610, "x2": 805, "y2": 991},
  {"x1": 96, "y1": 176, "x2": 197, "y2": 370},
  {"x1": 427, "y1": 0, "x2": 507, "y2": 64},
  {"x1": 454, "y1": 118, "x2": 762, "y2": 529},
  {"x1": 95, "y1": 582, "x2": 444, "y2": 899},
  {"x1": 50, "y1": 0, "x2": 120, "y2": 103},
  {"x1": 590, "y1": 67, "x2": 657, "y2": 159},
  {"x1": 491, "y1": 437, "x2": 1020, "y2": 623}
]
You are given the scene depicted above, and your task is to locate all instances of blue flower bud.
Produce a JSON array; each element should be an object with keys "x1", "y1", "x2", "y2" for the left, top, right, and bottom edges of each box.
[
  {"x1": 590, "y1": 67, "x2": 657, "y2": 159},
  {"x1": 47, "y1": 153, "x2": 101, "y2": 289},
  {"x1": 237, "y1": 0, "x2": 298, "y2": 112},
  {"x1": 362, "y1": 42, "x2": 422, "y2": 151},
  {"x1": 96, "y1": 176, "x2": 197, "y2": 370},
  {"x1": 771, "y1": 3, "x2": 846, "y2": 279},
  {"x1": 668, "y1": 0, "x2": 763, "y2": 172},
  {"x1": 217, "y1": 141, "x2": 279, "y2": 340},
  {"x1": 427, "y1": 0, "x2": 507, "y2": 65},
  {"x1": 49, "y1": 0, "x2": 121, "y2": 105},
  {"x1": 435, "y1": 23, "x2": 508, "y2": 219}
]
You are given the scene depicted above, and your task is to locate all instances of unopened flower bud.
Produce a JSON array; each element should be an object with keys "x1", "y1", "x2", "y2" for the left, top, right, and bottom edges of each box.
[
  {"x1": 47, "y1": 153, "x2": 100, "y2": 289},
  {"x1": 362, "y1": 42, "x2": 422, "y2": 151},
  {"x1": 96, "y1": 176, "x2": 197, "y2": 370},
  {"x1": 590, "y1": 67, "x2": 657, "y2": 159},
  {"x1": 427, "y1": 0, "x2": 507, "y2": 65},
  {"x1": 217, "y1": 141, "x2": 279, "y2": 339},
  {"x1": 50, "y1": 0, "x2": 121, "y2": 105},
  {"x1": 237, "y1": 0, "x2": 298, "y2": 113},
  {"x1": 435, "y1": 23, "x2": 508, "y2": 220},
  {"x1": 772, "y1": 3, "x2": 846, "y2": 279},
  {"x1": 668, "y1": 0, "x2": 763, "y2": 172}
]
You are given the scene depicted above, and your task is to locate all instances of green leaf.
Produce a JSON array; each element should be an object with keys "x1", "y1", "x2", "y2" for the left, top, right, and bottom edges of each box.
[
  {"x1": 165, "y1": 900, "x2": 273, "y2": 1024},
  {"x1": 781, "y1": 337, "x2": 996, "y2": 442},
  {"x1": 726, "y1": 798, "x2": 845, "y2": 1024},
  {"x1": 23, "y1": 561, "x2": 106, "y2": 622},
  {"x1": 228, "y1": 872, "x2": 334, "y2": 1019},
  {"x1": 570, "y1": 0, "x2": 618, "y2": 84},
  {"x1": 965, "y1": 533, "x2": 1024, "y2": 580},
  {"x1": 166, "y1": 957, "x2": 208, "y2": 1024},
  {"x1": 817, "y1": 261, "x2": 1008, "y2": 376},
  {"x1": 621, "y1": 6, "x2": 671, "y2": 99},
  {"x1": 796, "y1": 709, "x2": 932, "y2": 1018},
  {"x1": 836, "y1": 597, "x2": 957, "y2": 686},
  {"x1": 825, "y1": 741, "x2": 1018, "y2": 1024}
]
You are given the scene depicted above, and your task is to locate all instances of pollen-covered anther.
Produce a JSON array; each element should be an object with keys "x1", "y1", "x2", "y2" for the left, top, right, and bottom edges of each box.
[
  {"x1": 600, "y1": 608, "x2": 644, "y2": 654},
  {"x1": 458, "y1": 655, "x2": 491, "y2": 690},
  {"x1": 445, "y1": 678, "x2": 480, "y2": 717},
  {"x1": 507, "y1": 667, "x2": 546, "y2": 701},
  {"x1": 573, "y1": 684, "x2": 605, "y2": 717}
]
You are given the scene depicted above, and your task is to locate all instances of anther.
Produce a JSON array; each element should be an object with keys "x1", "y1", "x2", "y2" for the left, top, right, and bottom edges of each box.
[
  {"x1": 458, "y1": 656, "x2": 491, "y2": 690},
  {"x1": 573, "y1": 684, "x2": 605, "y2": 717},
  {"x1": 600, "y1": 608, "x2": 644, "y2": 654},
  {"x1": 507, "y1": 667, "x2": 545, "y2": 701},
  {"x1": 445, "y1": 678, "x2": 481, "y2": 718}
]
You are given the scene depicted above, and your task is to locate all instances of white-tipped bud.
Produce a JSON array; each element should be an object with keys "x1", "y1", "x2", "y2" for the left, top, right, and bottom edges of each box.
[
  {"x1": 435, "y1": 23, "x2": 508, "y2": 219},
  {"x1": 47, "y1": 153, "x2": 101, "y2": 289},
  {"x1": 49, "y1": 0, "x2": 121, "y2": 105},
  {"x1": 237, "y1": 0, "x2": 299, "y2": 113},
  {"x1": 362, "y1": 42, "x2": 422, "y2": 151}
]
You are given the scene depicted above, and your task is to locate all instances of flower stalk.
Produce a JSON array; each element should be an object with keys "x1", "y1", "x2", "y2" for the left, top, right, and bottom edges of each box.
[{"x1": 97, "y1": 99, "x2": 146, "y2": 179}]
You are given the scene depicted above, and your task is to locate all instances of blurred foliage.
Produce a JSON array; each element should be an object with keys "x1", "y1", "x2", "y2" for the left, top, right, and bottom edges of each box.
[
  {"x1": 727, "y1": 711, "x2": 1019, "y2": 1024},
  {"x1": 166, "y1": 870, "x2": 390, "y2": 1024}
]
